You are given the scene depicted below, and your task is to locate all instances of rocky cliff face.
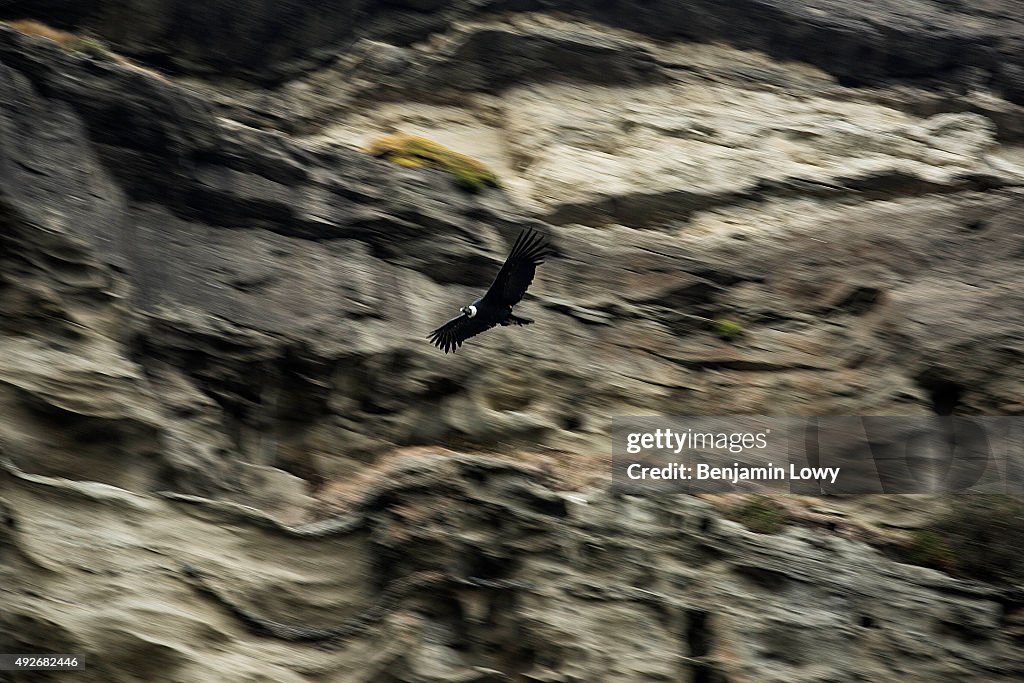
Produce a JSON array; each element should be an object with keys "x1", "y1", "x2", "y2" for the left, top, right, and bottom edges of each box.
[
  {"x1": 1, "y1": 1, "x2": 1023, "y2": 680},
  {"x1": 4, "y1": 455, "x2": 1023, "y2": 683}
]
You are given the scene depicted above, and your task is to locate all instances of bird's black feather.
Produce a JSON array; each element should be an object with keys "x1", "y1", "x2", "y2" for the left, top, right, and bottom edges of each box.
[
  {"x1": 482, "y1": 228, "x2": 552, "y2": 307},
  {"x1": 427, "y1": 228, "x2": 553, "y2": 353},
  {"x1": 427, "y1": 313, "x2": 496, "y2": 354}
]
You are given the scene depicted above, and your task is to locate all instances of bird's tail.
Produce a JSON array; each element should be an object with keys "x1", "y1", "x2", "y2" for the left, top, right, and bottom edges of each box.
[{"x1": 506, "y1": 315, "x2": 534, "y2": 326}]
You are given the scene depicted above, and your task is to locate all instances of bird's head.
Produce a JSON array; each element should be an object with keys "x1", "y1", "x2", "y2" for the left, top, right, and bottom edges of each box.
[{"x1": 460, "y1": 305, "x2": 478, "y2": 318}]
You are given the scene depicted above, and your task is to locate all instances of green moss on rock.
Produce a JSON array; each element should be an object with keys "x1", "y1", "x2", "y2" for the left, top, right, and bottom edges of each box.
[
  {"x1": 68, "y1": 35, "x2": 118, "y2": 62},
  {"x1": 713, "y1": 318, "x2": 744, "y2": 341},
  {"x1": 900, "y1": 496, "x2": 1024, "y2": 584},
  {"x1": 730, "y1": 495, "x2": 786, "y2": 534},
  {"x1": 902, "y1": 529, "x2": 956, "y2": 574}
]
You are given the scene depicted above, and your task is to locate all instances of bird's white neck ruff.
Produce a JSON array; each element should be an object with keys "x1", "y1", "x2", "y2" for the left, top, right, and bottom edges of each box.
[{"x1": 463, "y1": 305, "x2": 478, "y2": 318}]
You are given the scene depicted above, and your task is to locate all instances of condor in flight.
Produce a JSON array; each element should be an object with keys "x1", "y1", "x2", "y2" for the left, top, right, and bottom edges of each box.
[{"x1": 428, "y1": 228, "x2": 553, "y2": 353}]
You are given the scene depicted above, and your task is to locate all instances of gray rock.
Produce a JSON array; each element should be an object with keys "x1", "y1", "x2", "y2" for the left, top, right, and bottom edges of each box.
[
  {"x1": 6, "y1": 0, "x2": 1024, "y2": 109},
  {"x1": 2, "y1": 455, "x2": 1022, "y2": 682},
  {"x1": 1, "y1": 5, "x2": 1023, "y2": 681}
]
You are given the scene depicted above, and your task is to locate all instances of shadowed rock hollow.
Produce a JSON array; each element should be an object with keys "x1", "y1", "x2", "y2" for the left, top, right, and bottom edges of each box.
[{"x1": 0, "y1": 1, "x2": 1023, "y2": 681}]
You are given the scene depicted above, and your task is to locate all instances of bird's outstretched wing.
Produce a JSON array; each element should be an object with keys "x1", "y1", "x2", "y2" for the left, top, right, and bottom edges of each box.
[
  {"x1": 481, "y1": 228, "x2": 552, "y2": 308},
  {"x1": 427, "y1": 314, "x2": 497, "y2": 354}
]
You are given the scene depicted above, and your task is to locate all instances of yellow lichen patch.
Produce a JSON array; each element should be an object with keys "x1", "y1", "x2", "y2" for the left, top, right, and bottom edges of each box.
[
  {"x1": 2, "y1": 19, "x2": 81, "y2": 49},
  {"x1": 1, "y1": 19, "x2": 166, "y2": 81},
  {"x1": 365, "y1": 133, "x2": 501, "y2": 192}
]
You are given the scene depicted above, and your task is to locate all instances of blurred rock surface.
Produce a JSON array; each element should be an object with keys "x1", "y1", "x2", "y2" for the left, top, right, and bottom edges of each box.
[{"x1": 1, "y1": 2, "x2": 1023, "y2": 680}]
